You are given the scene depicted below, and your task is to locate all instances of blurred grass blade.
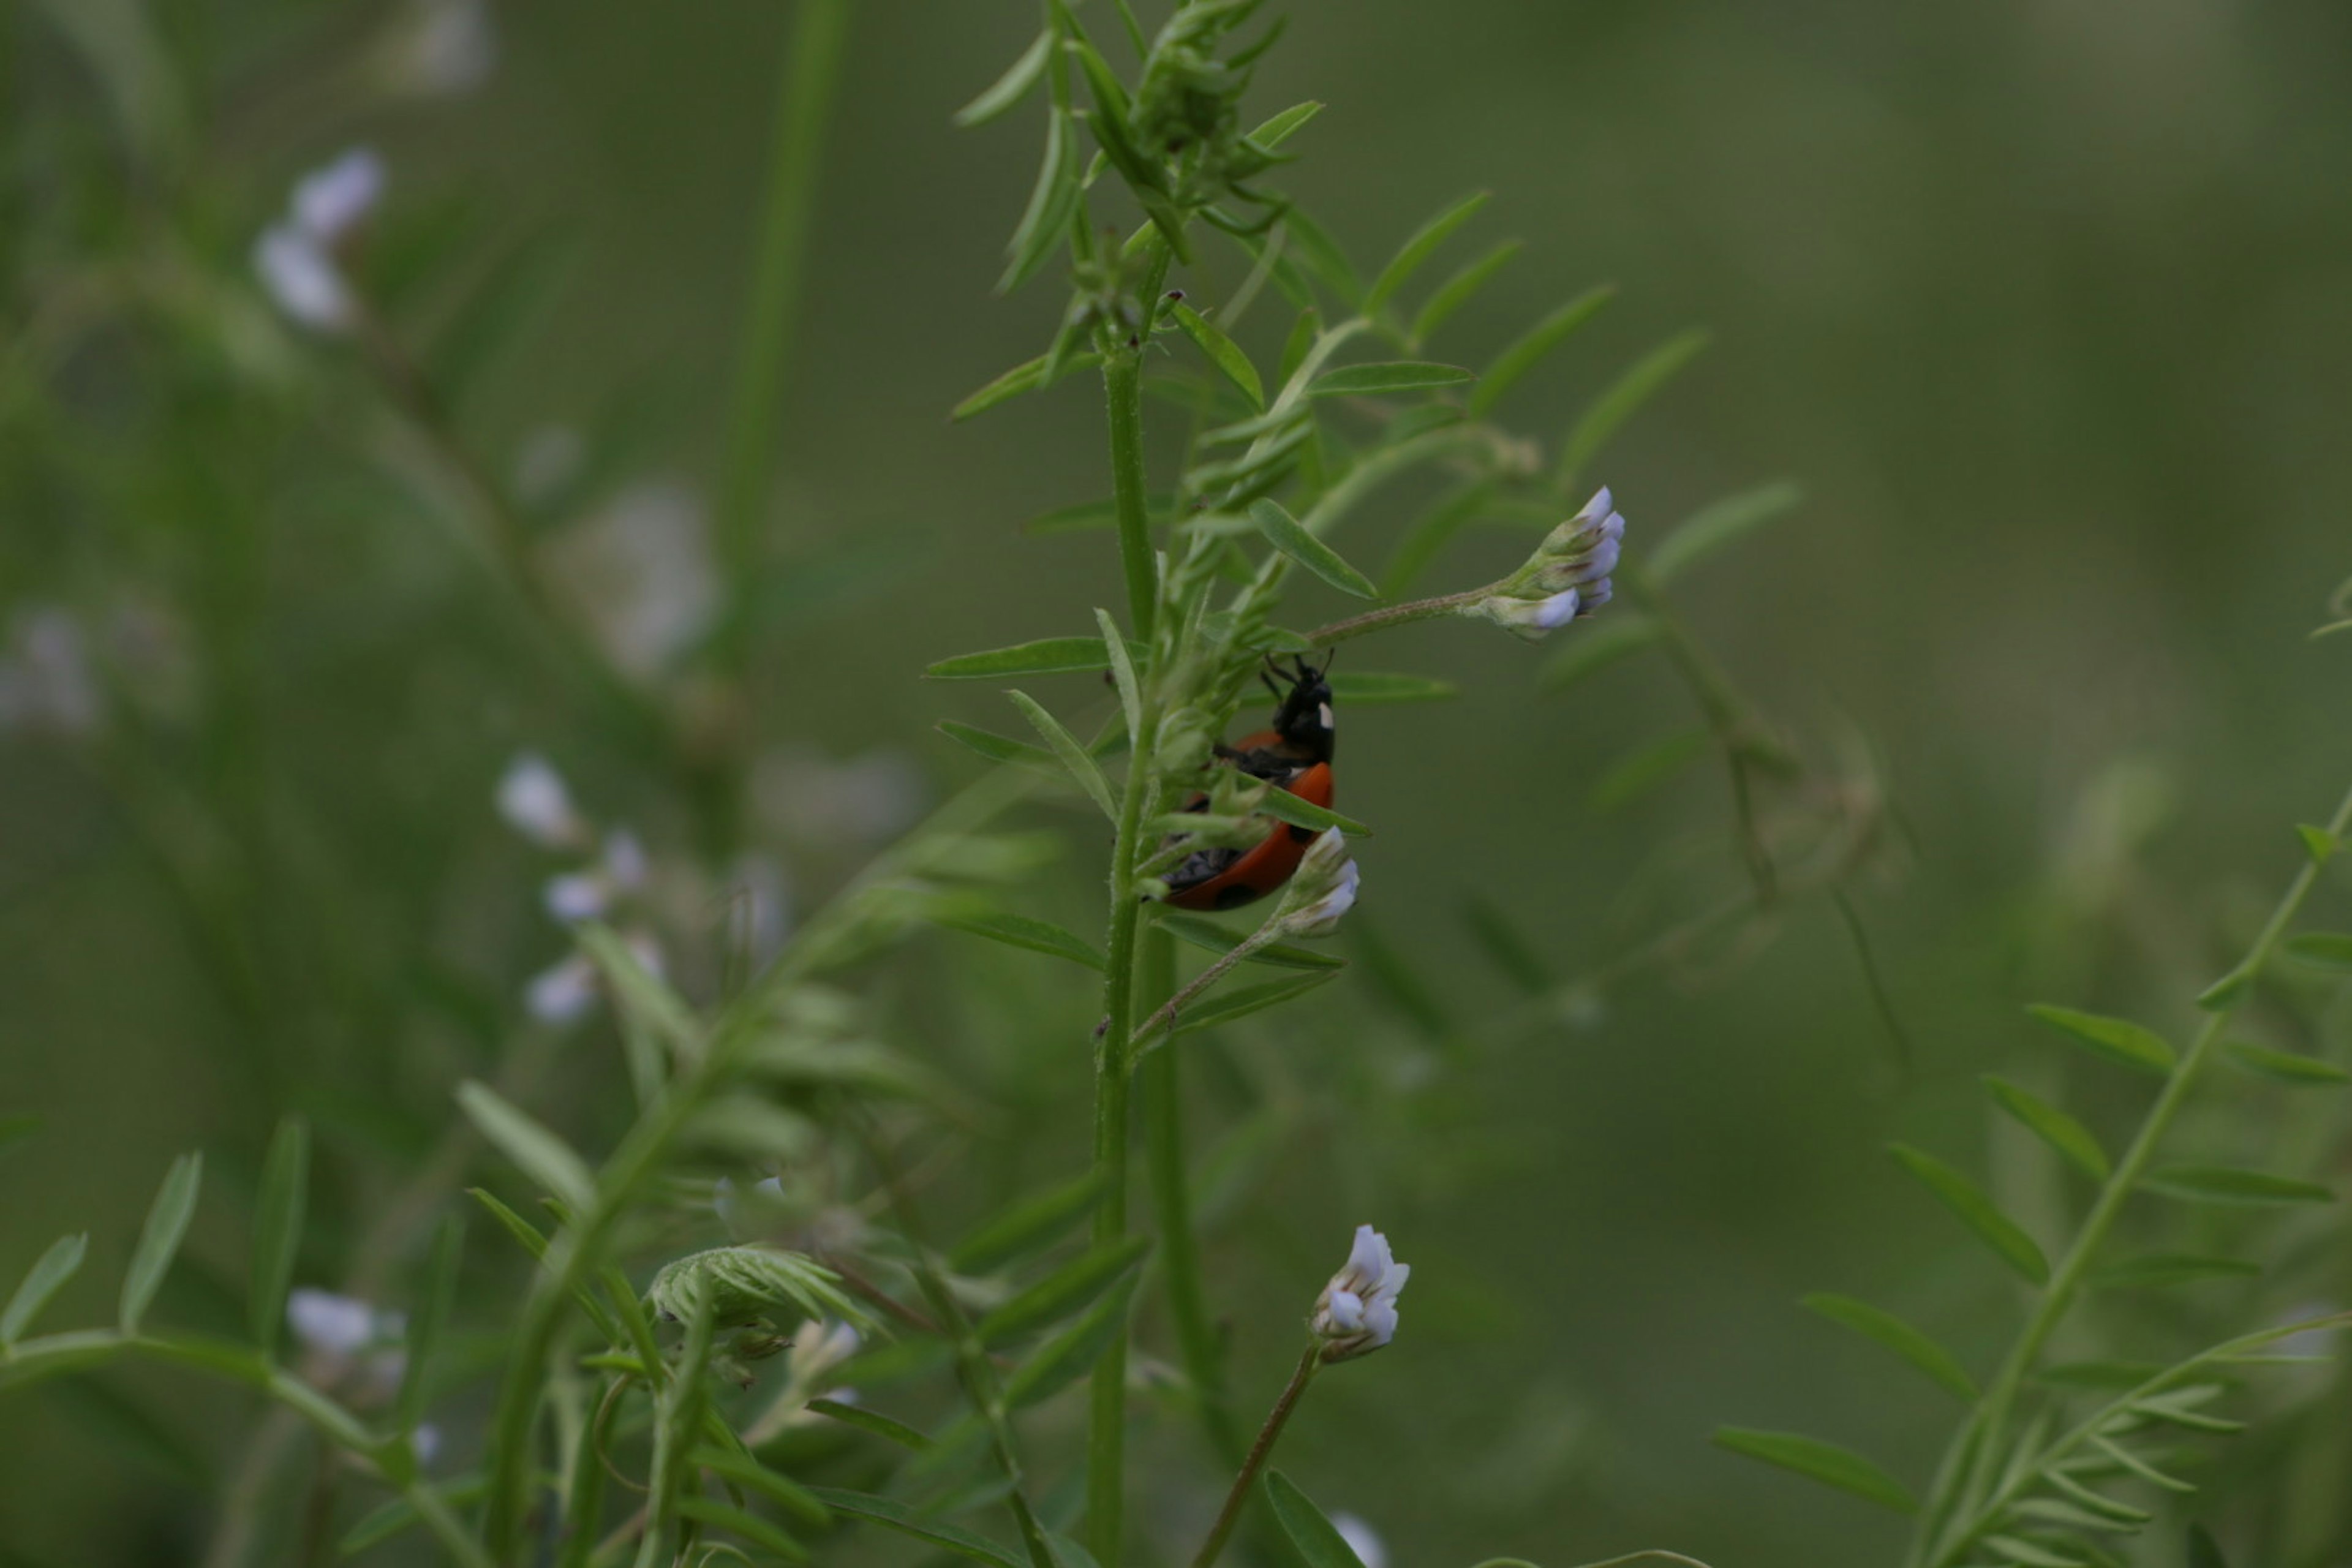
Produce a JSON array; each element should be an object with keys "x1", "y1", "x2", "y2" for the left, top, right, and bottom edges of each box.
[
  {"x1": 804, "y1": 1488, "x2": 1026, "y2": 1568},
  {"x1": 2, "y1": 1234, "x2": 89, "y2": 1348},
  {"x1": 1308, "y1": 361, "x2": 1475, "y2": 398},
  {"x1": 952, "y1": 1170, "x2": 1107, "y2": 1273},
  {"x1": 1555, "y1": 329, "x2": 1711, "y2": 491},
  {"x1": 1366, "y1": 191, "x2": 1490, "y2": 317},
  {"x1": 249, "y1": 1118, "x2": 309, "y2": 1355},
  {"x1": 1281, "y1": 209, "x2": 1360, "y2": 306},
  {"x1": 976, "y1": 1235, "x2": 1148, "y2": 1345},
  {"x1": 579, "y1": 925, "x2": 699, "y2": 1057},
  {"x1": 1001, "y1": 110, "x2": 1084, "y2": 292},
  {"x1": 1648, "y1": 481, "x2": 1803, "y2": 587},
  {"x1": 1887, "y1": 1144, "x2": 2049, "y2": 1284},
  {"x1": 1981, "y1": 1076, "x2": 2110, "y2": 1180},
  {"x1": 1322, "y1": 671, "x2": 1458, "y2": 704},
  {"x1": 2094, "y1": 1253, "x2": 2262, "y2": 1290},
  {"x1": 2286, "y1": 932, "x2": 2352, "y2": 971},
  {"x1": 458, "y1": 1083, "x2": 596, "y2": 1211},
  {"x1": 673, "y1": 1497, "x2": 805, "y2": 1561},
  {"x1": 927, "y1": 636, "x2": 1125, "y2": 679},
  {"x1": 2026, "y1": 1005, "x2": 2176, "y2": 1077},
  {"x1": 932, "y1": 908, "x2": 1106, "y2": 971},
  {"x1": 955, "y1": 31, "x2": 1052, "y2": 126},
  {"x1": 396, "y1": 1214, "x2": 463, "y2": 1437},
  {"x1": 1009, "y1": 691, "x2": 1117, "y2": 819},
  {"x1": 1158, "y1": 911, "x2": 1346, "y2": 971},
  {"x1": 695, "y1": 1439, "x2": 831, "y2": 1524},
  {"x1": 1468, "y1": 285, "x2": 1614, "y2": 417},
  {"x1": 1003, "y1": 1266, "x2": 1142, "y2": 1407},
  {"x1": 952, "y1": 350, "x2": 1106, "y2": 421},
  {"x1": 119, "y1": 1153, "x2": 202, "y2": 1335},
  {"x1": 2140, "y1": 1166, "x2": 2334, "y2": 1206},
  {"x1": 2296, "y1": 824, "x2": 2340, "y2": 864},
  {"x1": 1349, "y1": 911, "x2": 1448, "y2": 1041},
  {"x1": 1461, "y1": 895, "x2": 1550, "y2": 996},
  {"x1": 1411, "y1": 239, "x2": 1524, "y2": 348},
  {"x1": 1539, "y1": 614, "x2": 1660, "y2": 690},
  {"x1": 1169, "y1": 972, "x2": 1341, "y2": 1039},
  {"x1": 1265, "y1": 1471, "x2": 1368, "y2": 1568},
  {"x1": 469, "y1": 1187, "x2": 551, "y2": 1262},
  {"x1": 804, "y1": 1397, "x2": 935, "y2": 1451},
  {"x1": 2219, "y1": 1041, "x2": 2349, "y2": 1085},
  {"x1": 1711, "y1": 1428, "x2": 1918, "y2": 1513},
  {"x1": 1250, "y1": 500, "x2": 1379, "y2": 599},
  {"x1": 1590, "y1": 729, "x2": 1709, "y2": 812},
  {"x1": 1379, "y1": 480, "x2": 1492, "y2": 596},
  {"x1": 1800, "y1": 1294, "x2": 1976, "y2": 1400},
  {"x1": 937, "y1": 721, "x2": 1061, "y2": 775},
  {"x1": 1172, "y1": 303, "x2": 1265, "y2": 409}
]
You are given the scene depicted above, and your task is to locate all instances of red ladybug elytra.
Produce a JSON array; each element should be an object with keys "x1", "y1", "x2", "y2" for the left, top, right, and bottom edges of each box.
[{"x1": 1163, "y1": 655, "x2": 1336, "y2": 912}]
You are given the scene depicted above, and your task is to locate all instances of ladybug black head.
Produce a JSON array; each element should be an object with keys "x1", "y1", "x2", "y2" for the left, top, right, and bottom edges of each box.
[{"x1": 1261, "y1": 654, "x2": 1335, "y2": 764}]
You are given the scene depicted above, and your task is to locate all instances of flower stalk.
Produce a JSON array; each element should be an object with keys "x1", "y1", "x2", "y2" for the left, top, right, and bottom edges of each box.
[{"x1": 1190, "y1": 1343, "x2": 1322, "y2": 1568}]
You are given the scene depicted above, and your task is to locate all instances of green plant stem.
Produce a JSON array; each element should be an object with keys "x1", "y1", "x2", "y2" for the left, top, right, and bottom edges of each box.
[
  {"x1": 715, "y1": 0, "x2": 854, "y2": 669},
  {"x1": 1103, "y1": 351, "x2": 1159, "y2": 639},
  {"x1": 1306, "y1": 586, "x2": 1486, "y2": 647},
  {"x1": 1910, "y1": 775, "x2": 2352, "y2": 1568},
  {"x1": 1191, "y1": 1343, "x2": 1322, "y2": 1568},
  {"x1": 1142, "y1": 929, "x2": 1245, "y2": 1466}
]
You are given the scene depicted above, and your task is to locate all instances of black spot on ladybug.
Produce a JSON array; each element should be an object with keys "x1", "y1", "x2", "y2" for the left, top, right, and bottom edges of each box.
[
  {"x1": 1214, "y1": 884, "x2": 1262, "y2": 911},
  {"x1": 1288, "y1": 824, "x2": 1315, "y2": 843}
]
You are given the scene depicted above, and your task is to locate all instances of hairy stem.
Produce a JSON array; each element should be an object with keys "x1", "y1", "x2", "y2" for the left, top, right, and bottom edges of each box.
[
  {"x1": 1191, "y1": 1343, "x2": 1322, "y2": 1568},
  {"x1": 1103, "y1": 350, "x2": 1159, "y2": 639},
  {"x1": 1306, "y1": 587, "x2": 1487, "y2": 647},
  {"x1": 1912, "y1": 775, "x2": 2352, "y2": 1568}
]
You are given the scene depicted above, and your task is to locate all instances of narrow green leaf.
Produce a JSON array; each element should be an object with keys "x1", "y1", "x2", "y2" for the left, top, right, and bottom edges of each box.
[
  {"x1": 2090, "y1": 1433, "x2": 2197, "y2": 1493},
  {"x1": 1244, "y1": 780, "x2": 1373, "y2": 837},
  {"x1": 2195, "y1": 970, "x2": 2251, "y2": 1011},
  {"x1": 1281, "y1": 209, "x2": 1360, "y2": 306},
  {"x1": 803, "y1": 1397, "x2": 935, "y2": 1452},
  {"x1": 927, "y1": 636, "x2": 1125, "y2": 679},
  {"x1": 1264, "y1": 1471, "x2": 1368, "y2": 1568},
  {"x1": 2141, "y1": 1165, "x2": 2334, "y2": 1206},
  {"x1": 2094, "y1": 1253, "x2": 2263, "y2": 1289},
  {"x1": 1887, "y1": 1144, "x2": 2049, "y2": 1284},
  {"x1": 1461, "y1": 895, "x2": 1550, "y2": 996},
  {"x1": 1648, "y1": 481, "x2": 1804, "y2": 587},
  {"x1": 1094, "y1": 608, "x2": 1144, "y2": 741},
  {"x1": 937, "y1": 720, "x2": 1061, "y2": 775},
  {"x1": 2220, "y1": 1041, "x2": 2349, "y2": 1085},
  {"x1": 1800, "y1": 1294, "x2": 1976, "y2": 1400},
  {"x1": 468, "y1": 1187, "x2": 550, "y2": 1262},
  {"x1": 1468, "y1": 285, "x2": 1615, "y2": 417},
  {"x1": 1001, "y1": 110, "x2": 1084, "y2": 292},
  {"x1": 119, "y1": 1153, "x2": 202, "y2": 1335},
  {"x1": 1366, "y1": 191, "x2": 1491, "y2": 315},
  {"x1": 1156, "y1": 911, "x2": 1347, "y2": 971},
  {"x1": 954, "y1": 31, "x2": 1052, "y2": 126},
  {"x1": 1537, "y1": 613, "x2": 1660, "y2": 690},
  {"x1": 1003, "y1": 1266, "x2": 1142, "y2": 1407},
  {"x1": 1589, "y1": 729, "x2": 1709, "y2": 812},
  {"x1": 1249, "y1": 499, "x2": 1380, "y2": 600},
  {"x1": 1981, "y1": 1536, "x2": 2088, "y2": 1568},
  {"x1": 2297, "y1": 824, "x2": 2340, "y2": 864},
  {"x1": 2026, "y1": 1005, "x2": 2177, "y2": 1077},
  {"x1": 396, "y1": 1215, "x2": 463, "y2": 1437},
  {"x1": 2, "y1": 1234, "x2": 88, "y2": 1348},
  {"x1": 1981, "y1": 1076, "x2": 2110, "y2": 1180},
  {"x1": 1711, "y1": 1427, "x2": 1918, "y2": 1513},
  {"x1": 803, "y1": 1487, "x2": 1025, "y2": 1568},
  {"x1": 2040, "y1": 1468, "x2": 2153, "y2": 1523},
  {"x1": 578, "y1": 924, "x2": 699, "y2": 1057},
  {"x1": 1410, "y1": 239, "x2": 1523, "y2": 347},
  {"x1": 1555, "y1": 329, "x2": 1711, "y2": 489},
  {"x1": 249, "y1": 1118, "x2": 307, "y2": 1355},
  {"x1": 931, "y1": 908, "x2": 1105, "y2": 971},
  {"x1": 951, "y1": 350, "x2": 1105, "y2": 421},
  {"x1": 1167, "y1": 971, "x2": 1342, "y2": 1039},
  {"x1": 1308, "y1": 361, "x2": 1476, "y2": 398},
  {"x1": 952, "y1": 1170, "x2": 1107, "y2": 1273},
  {"x1": 1008, "y1": 690, "x2": 1117, "y2": 820},
  {"x1": 2037, "y1": 1361, "x2": 2163, "y2": 1392},
  {"x1": 2187, "y1": 1525, "x2": 2229, "y2": 1568},
  {"x1": 1171, "y1": 303, "x2": 1265, "y2": 409},
  {"x1": 1247, "y1": 101, "x2": 1323, "y2": 148},
  {"x1": 2286, "y1": 932, "x2": 2352, "y2": 971},
  {"x1": 1323, "y1": 671, "x2": 1457, "y2": 704},
  {"x1": 674, "y1": 1496, "x2": 806, "y2": 1561},
  {"x1": 456, "y1": 1082, "x2": 595, "y2": 1212},
  {"x1": 339, "y1": 1476, "x2": 491, "y2": 1556},
  {"x1": 976, "y1": 1235, "x2": 1149, "y2": 1345}
]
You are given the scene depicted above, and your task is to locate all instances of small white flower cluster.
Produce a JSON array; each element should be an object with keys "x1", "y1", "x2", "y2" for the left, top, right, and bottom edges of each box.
[
  {"x1": 540, "y1": 483, "x2": 720, "y2": 684},
  {"x1": 496, "y1": 753, "x2": 663, "y2": 1026},
  {"x1": 1311, "y1": 1224, "x2": 1409, "y2": 1362},
  {"x1": 288, "y1": 1287, "x2": 407, "y2": 1396},
  {"x1": 1478, "y1": 486, "x2": 1627, "y2": 640},
  {"x1": 1273, "y1": 829, "x2": 1360, "y2": 938},
  {"x1": 253, "y1": 149, "x2": 385, "y2": 334}
]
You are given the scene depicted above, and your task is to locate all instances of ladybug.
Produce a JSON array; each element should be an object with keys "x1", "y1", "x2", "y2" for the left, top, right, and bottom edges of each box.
[{"x1": 1163, "y1": 655, "x2": 1336, "y2": 912}]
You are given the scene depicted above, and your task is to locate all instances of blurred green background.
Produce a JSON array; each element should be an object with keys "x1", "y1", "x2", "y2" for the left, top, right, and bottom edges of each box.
[{"x1": 7, "y1": 0, "x2": 2352, "y2": 1563}]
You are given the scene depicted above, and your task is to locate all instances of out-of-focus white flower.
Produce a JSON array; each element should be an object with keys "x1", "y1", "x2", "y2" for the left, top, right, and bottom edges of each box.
[
  {"x1": 542, "y1": 872, "x2": 608, "y2": 924},
  {"x1": 384, "y1": 0, "x2": 496, "y2": 96},
  {"x1": 498, "y1": 753, "x2": 589, "y2": 850},
  {"x1": 1311, "y1": 1224, "x2": 1409, "y2": 1361},
  {"x1": 288, "y1": 1288, "x2": 409, "y2": 1400},
  {"x1": 0, "y1": 608, "x2": 101, "y2": 733},
  {"x1": 1331, "y1": 1513, "x2": 1387, "y2": 1568},
  {"x1": 604, "y1": 830, "x2": 649, "y2": 890},
  {"x1": 411, "y1": 1423, "x2": 443, "y2": 1466},
  {"x1": 542, "y1": 482, "x2": 718, "y2": 682},
  {"x1": 1275, "y1": 831, "x2": 1359, "y2": 938},
  {"x1": 755, "y1": 747, "x2": 927, "y2": 848},
  {"x1": 254, "y1": 149, "x2": 385, "y2": 334},
  {"x1": 526, "y1": 952, "x2": 599, "y2": 1026}
]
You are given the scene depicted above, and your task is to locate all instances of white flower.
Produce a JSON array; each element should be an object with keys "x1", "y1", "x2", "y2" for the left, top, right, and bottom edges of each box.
[
  {"x1": 0, "y1": 607, "x2": 100, "y2": 733},
  {"x1": 1275, "y1": 831, "x2": 1359, "y2": 938},
  {"x1": 1311, "y1": 1224, "x2": 1409, "y2": 1361},
  {"x1": 542, "y1": 872, "x2": 608, "y2": 924},
  {"x1": 1474, "y1": 486, "x2": 1626, "y2": 641},
  {"x1": 1331, "y1": 1513, "x2": 1387, "y2": 1568},
  {"x1": 287, "y1": 1288, "x2": 382, "y2": 1357},
  {"x1": 254, "y1": 149, "x2": 384, "y2": 334},
  {"x1": 497, "y1": 752, "x2": 588, "y2": 849},
  {"x1": 526, "y1": 952, "x2": 599, "y2": 1026},
  {"x1": 541, "y1": 482, "x2": 718, "y2": 682},
  {"x1": 289, "y1": 149, "x2": 386, "y2": 247},
  {"x1": 411, "y1": 1423, "x2": 443, "y2": 1466},
  {"x1": 604, "y1": 830, "x2": 649, "y2": 890}
]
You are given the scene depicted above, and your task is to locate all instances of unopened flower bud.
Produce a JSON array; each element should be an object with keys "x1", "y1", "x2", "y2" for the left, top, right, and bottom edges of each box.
[
  {"x1": 498, "y1": 753, "x2": 589, "y2": 849},
  {"x1": 1275, "y1": 830, "x2": 1359, "y2": 937},
  {"x1": 1472, "y1": 486, "x2": 1627, "y2": 641},
  {"x1": 1311, "y1": 1224, "x2": 1409, "y2": 1361}
]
